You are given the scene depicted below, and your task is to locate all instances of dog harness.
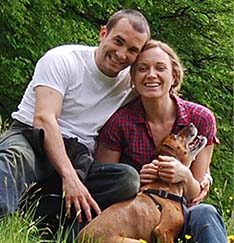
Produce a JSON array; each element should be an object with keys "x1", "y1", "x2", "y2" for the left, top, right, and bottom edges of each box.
[{"x1": 142, "y1": 189, "x2": 189, "y2": 240}]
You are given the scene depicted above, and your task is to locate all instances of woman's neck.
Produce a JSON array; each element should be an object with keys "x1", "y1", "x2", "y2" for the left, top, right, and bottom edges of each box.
[{"x1": 142, "y1": 95, "x2": 177, "y2": 124}]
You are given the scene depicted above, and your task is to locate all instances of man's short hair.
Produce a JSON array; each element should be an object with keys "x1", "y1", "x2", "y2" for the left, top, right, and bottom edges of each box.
[{"x1": 106, "y1": 9, "x2": 150, "y2": 40}]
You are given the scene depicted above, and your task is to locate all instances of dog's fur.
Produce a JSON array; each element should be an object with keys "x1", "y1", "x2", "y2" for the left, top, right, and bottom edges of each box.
[{"x1": 78, "y1": 123, "x2": 207, "y2": 243}]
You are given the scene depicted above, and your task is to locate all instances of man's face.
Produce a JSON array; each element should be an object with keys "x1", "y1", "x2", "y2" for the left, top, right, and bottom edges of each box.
[{"x1": 95, "y1": 18, "x2": 148, "y2": 77}]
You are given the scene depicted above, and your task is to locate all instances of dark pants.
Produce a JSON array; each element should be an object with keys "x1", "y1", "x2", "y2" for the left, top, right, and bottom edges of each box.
[
  {"x1": 21, "y1": 161, "x2": 140, "y2": 242},
  {"x1": 0, "y1": 121, "x2": 140, "y2": 242}
]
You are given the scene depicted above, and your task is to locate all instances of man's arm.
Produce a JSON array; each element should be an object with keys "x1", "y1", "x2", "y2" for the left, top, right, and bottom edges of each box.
[{"x1": 34, "y1": 86, "x2": 101, "y2": 222}]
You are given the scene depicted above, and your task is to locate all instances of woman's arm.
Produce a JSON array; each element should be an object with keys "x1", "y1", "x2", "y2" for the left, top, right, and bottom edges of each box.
[
  {"x1": 95, "y1": 143, "x2": 121, "y2": 163},
  {"x1": 157, "y1": 144, "x2": 214, "y2": 202},
  {"x1": 156, "y1": 155, "x2": 200, "y2": 201},
  {"x1": 188, "y1": 144, "x2": 214, "y2": 205}
]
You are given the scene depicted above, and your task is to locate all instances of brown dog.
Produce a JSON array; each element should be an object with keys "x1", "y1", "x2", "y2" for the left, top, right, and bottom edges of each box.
[{"x1": 78, "y1": 123, "x2": 207, "y2": 243}]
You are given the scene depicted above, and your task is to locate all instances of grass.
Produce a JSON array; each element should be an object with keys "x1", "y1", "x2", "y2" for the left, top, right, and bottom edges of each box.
[
  {"x1": 0, "y1": 211, "x2": 44, "y2": 243},
  {"x1": 0, "y1": 185, "x2": 232, "y2": 243},
  {"x1": 0, "y1": 116, "x2": 233, "y2": 242},
  {"x1": 0, "y1": 211, "x2": 100, "y2": 243}
]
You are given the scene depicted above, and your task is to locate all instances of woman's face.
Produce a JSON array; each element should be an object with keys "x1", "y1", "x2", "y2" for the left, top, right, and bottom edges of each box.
[{"x1": 132, "y1": 47, "x2": 174, "y2": 99}]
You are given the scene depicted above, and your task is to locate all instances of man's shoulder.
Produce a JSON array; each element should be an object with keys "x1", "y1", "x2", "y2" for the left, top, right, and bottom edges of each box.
[
  {"x1": 37, "y1": 44, "x2": 97, "y2": 70},
  {"x1": 47, "y1": 44, "x2": 96, "y2": 56}
]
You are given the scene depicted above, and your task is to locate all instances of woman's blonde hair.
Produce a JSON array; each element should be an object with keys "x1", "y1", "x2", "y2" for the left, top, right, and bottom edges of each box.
[{"x1": 130, "y1": 39, "x2": 184, "y2": 94}]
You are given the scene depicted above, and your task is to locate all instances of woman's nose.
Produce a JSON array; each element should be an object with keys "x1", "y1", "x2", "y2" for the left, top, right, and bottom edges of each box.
[{"x1": 147, "y1": 68, "x2": 157, "y2": 79}]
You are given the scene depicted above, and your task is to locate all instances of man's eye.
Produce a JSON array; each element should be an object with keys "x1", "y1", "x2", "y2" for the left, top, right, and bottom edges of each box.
[
  {"x1": 114, "y1": 39, "x2": 123, "y2": 46},
  {"x1": 129, "y1": 48, "x2": 138, "y2": 55}
]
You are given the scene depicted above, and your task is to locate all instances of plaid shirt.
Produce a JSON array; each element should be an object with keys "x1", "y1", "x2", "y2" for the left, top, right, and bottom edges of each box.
[{"x1": 97, "y1": 95, "x2": 219, "y2": 172}]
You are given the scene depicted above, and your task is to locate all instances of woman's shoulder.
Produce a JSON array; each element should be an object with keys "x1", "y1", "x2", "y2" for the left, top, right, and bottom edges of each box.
[
  {"x1": 176, "y1": 95, "x2": 215, "y2": 119},
  {"x1": 114, "y1": 97, "x2": 142, "y2": 116}
]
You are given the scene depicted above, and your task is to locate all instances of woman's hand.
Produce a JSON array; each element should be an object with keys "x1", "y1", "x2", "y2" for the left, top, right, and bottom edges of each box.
[
  {"x1": 157, "y1": 155, "x2": 203, "y2": 201},
  {"x1": 140, "y1": 160, "x2": 159, "y2": 184},
  {"x1": 187, "y1": 176, "x2": 210, "y2": 206},
  {"x1": 156, "y1": 155, "x2": 189, "y2": 183}
]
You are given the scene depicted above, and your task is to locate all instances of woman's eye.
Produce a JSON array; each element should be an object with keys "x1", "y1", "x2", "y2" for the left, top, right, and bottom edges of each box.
[
  {"x1": 157, "y1": 66, "x2": 166, "y2": 71},
  {"x1": 137, "y1": 66, "x2": 147, "y2": 72}
]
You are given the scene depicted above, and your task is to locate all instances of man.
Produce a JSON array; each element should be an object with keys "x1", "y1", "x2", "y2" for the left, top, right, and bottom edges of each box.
[{"x1": 0, "y1": 9, "x2": 150, "y2": 229}]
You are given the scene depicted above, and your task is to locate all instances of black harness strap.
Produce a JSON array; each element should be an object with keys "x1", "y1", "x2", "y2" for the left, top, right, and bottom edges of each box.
[
  {"x1": 142, "y1": 189, "x2": 189, "y2": 240},
  {"x1": 143, "y1": 189, "x2": 184, "y2": 204},
  {"x1": 143, "y1": 190, "x2": 162, "y2": 212}
]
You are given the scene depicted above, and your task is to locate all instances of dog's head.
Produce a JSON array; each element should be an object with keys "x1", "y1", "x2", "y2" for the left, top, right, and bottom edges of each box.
[{"x1": 157, "y1": 123, "x2": 207, "y2": 167}]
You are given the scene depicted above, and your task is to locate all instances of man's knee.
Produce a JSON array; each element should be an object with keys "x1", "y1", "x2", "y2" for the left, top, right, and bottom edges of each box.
[{"x1": 119, "y1": 164, "x2": 140, "y2": 196}]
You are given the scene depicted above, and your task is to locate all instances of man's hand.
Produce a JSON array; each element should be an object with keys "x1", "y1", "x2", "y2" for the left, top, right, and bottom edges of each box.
[{"x1": 63, "y1": 171, "x2": 101, "y2": 223}]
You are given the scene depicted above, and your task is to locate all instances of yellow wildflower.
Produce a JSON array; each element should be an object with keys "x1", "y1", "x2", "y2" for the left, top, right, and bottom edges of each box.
[
  {"x1": 139, "y1": 239, "x2": 148, "y2": 243},
  {"x1": 226, "y1": 209, "x2": 231, "y2": 214},
  {"x1": 185, "y1": 234, "x2": 192, "y2": 240},
  {"x1": 228, "y1": 235, "x2": 234, "y2": 243},
  {"x1": 229, "y1": 196, "x2": 233, "y2": 201}
]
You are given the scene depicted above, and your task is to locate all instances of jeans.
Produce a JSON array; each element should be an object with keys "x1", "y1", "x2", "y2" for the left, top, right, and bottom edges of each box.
[
  {"x1": 186, "y1": 203, "x2": 227, "y2": 243},
  {"x1": 0, "y1": 124, "x2": 54, "y2": 218},
  {"x1": 0, "y1": 123, "x2": 140, "y2": 242},
  {"x1": 0, "y1": 123, "x2": 227, "y2": 243},
  {"x1": 19, "y1": 162, "x2": 140, "y2": 243}
]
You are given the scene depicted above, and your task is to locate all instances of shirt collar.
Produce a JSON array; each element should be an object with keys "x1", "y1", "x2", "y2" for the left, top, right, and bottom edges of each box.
[
  {"x1": 172, "y1": 94, "x2": 191, "y2": 127},
  {"x1": 131, "y1": 94, "x2": 191, "y2": 126},
  {"x1": 131, "y1": 97, "x2": 146, "y2": 123}
]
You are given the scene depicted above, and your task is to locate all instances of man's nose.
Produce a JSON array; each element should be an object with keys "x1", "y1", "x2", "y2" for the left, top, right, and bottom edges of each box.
[{"x1": 116, "y1": 48, "x2": 127, "y2": 60}]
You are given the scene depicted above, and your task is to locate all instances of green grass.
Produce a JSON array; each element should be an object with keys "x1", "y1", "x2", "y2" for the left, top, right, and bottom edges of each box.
[
  {"x1": 0, "y1": 211, "x2": 100, "y2": 243},
  {"x1": 0, "y1": 116, "x2": 233, "y2": 242},
  {"x1": 0, "y1": 185, "x2": 232, "y2": 243},
  {"x1": 0, "y1": 211, "x2": 45, "y2": 243}
]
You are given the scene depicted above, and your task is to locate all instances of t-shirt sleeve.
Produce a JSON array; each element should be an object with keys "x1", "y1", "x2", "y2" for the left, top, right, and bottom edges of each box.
[{"x1": 31, "y1": 49, "x2": 72, "y2": 95}]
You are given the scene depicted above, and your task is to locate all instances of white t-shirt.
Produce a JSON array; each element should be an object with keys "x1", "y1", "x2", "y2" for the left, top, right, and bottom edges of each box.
[{"x1": 12, "y1": 44, "x2": 136, "y2": 154}]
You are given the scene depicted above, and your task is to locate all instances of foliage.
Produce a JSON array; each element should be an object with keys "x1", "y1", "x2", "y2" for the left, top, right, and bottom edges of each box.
[
  {"x1": 0, "y1": 210, "x2": 43, "y2": 243},
  {"x1": 0, "y1": 0, "x2": 233, "y2": 237}
]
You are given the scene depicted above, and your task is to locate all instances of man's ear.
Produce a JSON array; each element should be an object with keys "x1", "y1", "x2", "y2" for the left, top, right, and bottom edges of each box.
[{"x1": 99, "y1": 26, "x2": 107, "y2": 41}]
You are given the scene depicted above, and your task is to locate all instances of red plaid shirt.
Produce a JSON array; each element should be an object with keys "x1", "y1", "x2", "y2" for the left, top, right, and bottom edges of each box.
[{"x1": 97, "y1": 95, "x2": 219, "y2": 172}]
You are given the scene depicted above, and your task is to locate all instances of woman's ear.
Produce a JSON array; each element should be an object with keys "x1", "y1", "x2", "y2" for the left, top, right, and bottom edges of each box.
[
  {"x1": 172, "y1": 72, "x2": 179, "y2": 87},
  {"x1": 130, "y1": 74, "x2": 135, "y2": 88}
]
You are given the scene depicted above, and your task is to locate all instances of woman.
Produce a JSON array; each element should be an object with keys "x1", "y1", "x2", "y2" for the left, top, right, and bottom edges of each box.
[{"x1": 95, "y1": 40, "x2": 227, "y2": 243}]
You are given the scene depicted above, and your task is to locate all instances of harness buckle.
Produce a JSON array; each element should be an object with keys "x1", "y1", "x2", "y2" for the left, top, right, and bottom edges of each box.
[{"x1": 158, "y1": 190, "x2": 168, "y2": 198}]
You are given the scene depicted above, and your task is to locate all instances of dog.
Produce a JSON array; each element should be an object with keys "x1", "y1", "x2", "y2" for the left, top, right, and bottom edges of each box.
[{"x1": 78, "y1": 123, "x2": 207, "y2": 243}]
